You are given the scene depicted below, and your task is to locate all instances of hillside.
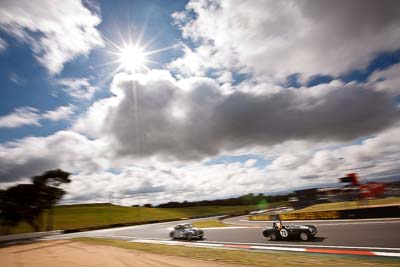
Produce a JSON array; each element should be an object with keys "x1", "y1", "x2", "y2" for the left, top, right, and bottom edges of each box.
[{"x1": 2, "y1": 203, "x2": 256, "y2": 235}]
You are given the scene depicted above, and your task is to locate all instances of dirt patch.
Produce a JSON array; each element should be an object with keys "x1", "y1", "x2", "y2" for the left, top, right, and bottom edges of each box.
[{"x1": 0, "y1": 240, "x2": 247, "y2": 267}]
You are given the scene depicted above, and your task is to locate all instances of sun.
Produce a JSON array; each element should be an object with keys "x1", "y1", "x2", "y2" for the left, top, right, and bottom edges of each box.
[
  {"x1": 98, "y1": 33, "x2": 178, "y2": 78},
  {"x1": 117, "y1": 45, "x2": 147, "y2": 72}
]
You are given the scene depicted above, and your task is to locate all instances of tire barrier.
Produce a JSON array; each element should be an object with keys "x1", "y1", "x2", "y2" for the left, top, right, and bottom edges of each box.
[{"x1": 248, "y1": 205, "x2": 400, "y2": 221}]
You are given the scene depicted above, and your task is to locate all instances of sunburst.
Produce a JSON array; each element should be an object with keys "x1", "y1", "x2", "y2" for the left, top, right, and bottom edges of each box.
[
  {"x1": 98, "y1": 33, "x2": 178, "y2": 77},
  {"x1": 117, "y1": 45, "x2": 148, "y2": 72}
]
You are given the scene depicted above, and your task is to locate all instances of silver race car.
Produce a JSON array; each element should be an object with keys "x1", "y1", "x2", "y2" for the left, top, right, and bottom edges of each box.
[{"x1": 169, "y1": 223, "x2": 204, "y2": 240}]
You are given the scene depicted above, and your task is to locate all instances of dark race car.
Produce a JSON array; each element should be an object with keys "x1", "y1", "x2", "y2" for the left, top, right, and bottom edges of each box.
[
  {"x1": 262, "y1": 221, "x2": 317, "y2": 241},
  {"x1": 169, "y1": 223, "x2": 204, "y2": 240}
]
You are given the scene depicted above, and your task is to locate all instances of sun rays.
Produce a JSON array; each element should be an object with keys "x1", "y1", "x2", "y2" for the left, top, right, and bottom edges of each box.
[{"x1": 90, "y1": 30, "x2": 178, "y2": 88}]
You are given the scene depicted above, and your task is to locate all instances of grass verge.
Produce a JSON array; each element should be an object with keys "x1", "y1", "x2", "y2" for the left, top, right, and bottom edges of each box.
[
  {"x1": 192, "y1": 219, "x2": 228, "y2": 228},
  {"x1": 74, "y1": 238, "x2": 400, "y2": 267},
  {"x1": 2, "y1": 204, "x2": 256, "y2": 235}
]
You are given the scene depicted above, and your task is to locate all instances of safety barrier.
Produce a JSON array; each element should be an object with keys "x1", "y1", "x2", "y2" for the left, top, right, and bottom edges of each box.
[
  {"x1": 0, "y1": 230, "x2": 62, "y2": 243},
  {"x1": 63, "y1": 210, "x2": 253, "y2": 234},
  {"x1": 63, "y1": 218, "x2": 186, "y2": 233},
  {"x1": 248, "y1": 205, "x2": 400, "y2": 221}
]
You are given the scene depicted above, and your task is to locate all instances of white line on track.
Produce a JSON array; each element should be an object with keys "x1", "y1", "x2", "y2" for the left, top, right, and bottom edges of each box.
[
  {"x1": 199, "y1": 226, "x2": 252, "y2": 230},
  {"x1": 196, "y1": 240, "x2": 400, "y2": 251},
  {"x1": 128, "y1": 239, "x2": 400, "y2": 257},
  {"x1": 374, "y1": 252, "x2": 400, "y2": 257},
  {"x1": 58, "y1": 233, "x2": 400, "y2": 252},
  {"x1": 121, "y1": 236, "x2": 400, "y2": 252},
  {"x1": 251, "y1": 245, "x2": 305, "y2": 252}
]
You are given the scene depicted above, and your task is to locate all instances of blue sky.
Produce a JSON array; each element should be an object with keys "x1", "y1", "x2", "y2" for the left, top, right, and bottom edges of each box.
[
  {"x1": 0, "y1": 0, "x2": 400, "y2": 205},
  {"x1": 0, "y1": 0, "x2": 187, "y2": 142}
]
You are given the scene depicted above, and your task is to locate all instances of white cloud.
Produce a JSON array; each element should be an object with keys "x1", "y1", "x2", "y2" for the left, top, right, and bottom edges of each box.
[
  {"x1": 0, "y1": 130, "x2": 109, "y2": 183},
  {"x1": 57, "y1": 78, "x2": 97, "y2": 100},
  {"x1": 265, "y1": 124, "x2": 400, "y2": 186},
  {"x1": 171, "y1": 0, "x2": 400, "y2": 80},
  {"x1": 0, "y1": 107, "x2": 40, "y2": 128},
  {"x1": 0, "y1": 0, "x2": 104, "y2": 74},
  {"x1": 0, "y1": 105, "x2": 76, "y2": 128},
  {"x1": 1, "y1": 117, "x2": 400, "y2": 205},
  {"x1": 244, "y1": 159, "x2": 257, "y2": 168},
  {"x1": 168, "y1": 44, "x2": 232, "y2": 78},
  {"x1": 53, "y1": 158, "x2": 271, "y2": 205},
  {"x1": 42, "y1": 104, "x2": 76, "y2": 121},
  {"x1": 3, "y1": 124, "x2": 399, "y2": 205}
]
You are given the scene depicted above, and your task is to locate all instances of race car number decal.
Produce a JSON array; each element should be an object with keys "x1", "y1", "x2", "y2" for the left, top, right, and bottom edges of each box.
[{"x1": 280, "y1": 229, "x2": 288, "y2": 237}]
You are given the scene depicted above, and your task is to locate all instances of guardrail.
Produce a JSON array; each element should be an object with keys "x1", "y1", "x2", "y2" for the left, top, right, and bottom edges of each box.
[
  {"x1": 0, "y1": 230, "x2": 62, "y2": 243},
  {"x1": 63, "y1": 218, "x2": 183, "y2": 233},
  {"x1": 248, "y1": 205, "x2": 400, "y2": 221},
  {"x1": 218, "y1": 211, "x2": 250, "y2": 221}
]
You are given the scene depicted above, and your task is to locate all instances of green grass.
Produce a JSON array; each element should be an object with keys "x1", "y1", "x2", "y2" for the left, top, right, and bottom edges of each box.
[
  {"x1": 295, "y1": 197, "x2": 400, "y2": 213},
  {"x1": 2, "y1": 203, "x2": 256, "y2": 235},
  {"x1": 74, "y1": 238, "x2": 400, "y2": 267},
  {"x1": 192, "y1": 219, "x2": 228, "y2": 228}
]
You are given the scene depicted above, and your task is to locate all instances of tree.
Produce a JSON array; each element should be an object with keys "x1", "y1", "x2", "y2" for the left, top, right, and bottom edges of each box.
[
  {"x1": 32, "y1": 169, "x2": 71, "y2": 231},
  {"x1": 0, "y1": 189, "x2": 22, "y2": 234},
  {"x1": 0, "y1": 169, "x2": 71, "y2": 233},
  {"x1": 2, "y1": 184, "x2": 43, "y2": 232}
]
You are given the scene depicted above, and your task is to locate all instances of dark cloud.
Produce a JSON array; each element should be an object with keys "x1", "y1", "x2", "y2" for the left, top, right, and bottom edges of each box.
[
  {"x1": 2, "y1": 74, "x2": 398, "y2": 185},
  {"x1": 300, "y1": 175, "x2": 319, "y2": 180},
  {"x1": 79, "y1": 73, "x2": 399, "y2": 160},
  {"x1": 121, "y1": 184, "x2": 166, "y2": 196},
  {"x1": 101, "y1": 74, "x2": 222, "y2": 159},
  {"x1": 301, "y1": 0, "x2": 400, "y2": 35},
  {"x1": 0, "y1": 157, "x2": 58, "y2": 183},
  {"x1": 214, "y1": 85, "x2": 398, "y2": 148}
]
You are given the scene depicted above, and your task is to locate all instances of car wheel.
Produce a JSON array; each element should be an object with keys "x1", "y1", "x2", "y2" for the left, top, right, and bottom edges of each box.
[
  {"x1": 187, "y1": 233, "x2": 193, "y2": 241},
  {"x1": 198, "y1": 236, "x2": 203, "y2": 240},
  {"x1": 299, "y1": 232, "x2": 309, "y2": 241},
  {"x1": 268, "y1": 233, "x2": 277, "y2": 241}
]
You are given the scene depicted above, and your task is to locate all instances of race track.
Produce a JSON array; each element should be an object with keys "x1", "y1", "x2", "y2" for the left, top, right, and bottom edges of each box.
[{"x1": 44, "y1": 216, "x2": 400, "y2": 255}]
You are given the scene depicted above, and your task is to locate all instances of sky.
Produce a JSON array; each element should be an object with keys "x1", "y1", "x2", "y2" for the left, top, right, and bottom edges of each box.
[{"x1": 0, "y1": 0, "x2": 400, "y2": 206}]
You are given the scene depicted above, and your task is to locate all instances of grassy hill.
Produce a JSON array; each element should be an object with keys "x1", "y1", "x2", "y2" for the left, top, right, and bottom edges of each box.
[{"x1": 2, "y1": 203, "x2": 256, "y2": 235}]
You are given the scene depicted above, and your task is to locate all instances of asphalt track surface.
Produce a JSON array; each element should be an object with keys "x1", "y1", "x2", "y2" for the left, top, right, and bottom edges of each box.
[{"x1": 43, "y1": 216, "x2": 400, "y2": 254}]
